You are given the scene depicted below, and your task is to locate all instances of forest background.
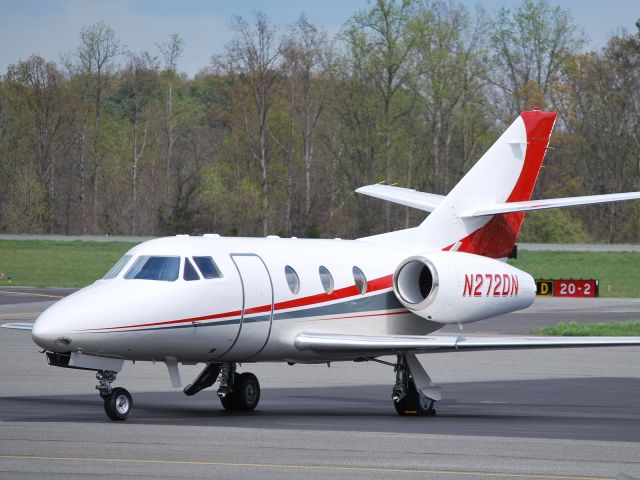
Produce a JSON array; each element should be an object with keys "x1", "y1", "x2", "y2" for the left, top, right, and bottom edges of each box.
[{"x1": 1, "y1": 0, "x2": 639, "y2": 243}]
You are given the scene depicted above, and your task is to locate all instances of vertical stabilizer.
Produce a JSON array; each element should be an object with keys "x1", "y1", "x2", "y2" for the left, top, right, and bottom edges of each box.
[{"x1": 417, "y1": 109, "x2": 557, "y2": 258}]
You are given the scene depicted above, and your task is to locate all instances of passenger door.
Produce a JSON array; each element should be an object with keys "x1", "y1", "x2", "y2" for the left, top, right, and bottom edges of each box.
[{"x1": 222, "y1": 254, "x2": 274, "y2": 360}]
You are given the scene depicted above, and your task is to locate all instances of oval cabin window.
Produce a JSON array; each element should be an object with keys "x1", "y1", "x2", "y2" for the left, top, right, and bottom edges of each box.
[
  {"x1": 352, "y1": 266, "x2": 367, "y2": 294},
  {"x1": 319, "y1": 266, "x2": 334, "y2": 294},
  {"x1": 285, "y1": 265, "x2": 300, "y2": 294}
]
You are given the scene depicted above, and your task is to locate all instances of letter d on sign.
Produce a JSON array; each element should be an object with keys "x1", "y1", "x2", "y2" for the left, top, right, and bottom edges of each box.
[{"x1": 536, "y1": 280, "x2": 553, "y2": 296}]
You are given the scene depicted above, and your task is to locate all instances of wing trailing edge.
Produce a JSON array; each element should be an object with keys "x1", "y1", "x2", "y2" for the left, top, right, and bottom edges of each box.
[{"x1": 295, "y1": 332, "x2": 640, "y2": 353}]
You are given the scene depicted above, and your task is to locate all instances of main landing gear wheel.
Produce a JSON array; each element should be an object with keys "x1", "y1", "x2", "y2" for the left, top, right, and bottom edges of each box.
[
  {"x1": 390, "y1": 354, "x2": 437, "y2": 416},
  {"x1": 394, "y1": 379, "x2": 435, "y2": 416},
  {"x1": 104, "y1": 387, "x2": 133, "y2": 421},
  {"x1": 220, "y1": 372, "x2": 261, "y2": 411}
]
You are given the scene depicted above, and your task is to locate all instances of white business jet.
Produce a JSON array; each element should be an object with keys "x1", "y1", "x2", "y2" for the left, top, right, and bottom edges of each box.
[{"x1": 4, "y1": 109, "x2": 640, "y2": 420}]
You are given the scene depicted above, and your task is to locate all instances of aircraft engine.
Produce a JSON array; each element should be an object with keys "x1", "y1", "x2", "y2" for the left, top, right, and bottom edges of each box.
[{"x1": 392, "y1": 251, "x2": 536, "y2": 324}]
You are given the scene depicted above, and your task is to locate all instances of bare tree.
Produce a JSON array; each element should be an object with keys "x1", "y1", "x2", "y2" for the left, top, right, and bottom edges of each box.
[
  {"x1": 75, "y1": 21, "x2": 121, "y2": 233},
  {"x1": 282, "y1": 15, "x2": 331, "y2": 231},
  {"x1": 157, "y1": 33, "x2": 184, "y2": 200},
  {"x1": 120, "y1": 51, "x2": 159, "y2": 234},
  {"x1": 5, "y1": 56, "x2": 66, "y2": 232},
  {"x1": 215, "y1": 11, "x2": 282, "y2": 236}
]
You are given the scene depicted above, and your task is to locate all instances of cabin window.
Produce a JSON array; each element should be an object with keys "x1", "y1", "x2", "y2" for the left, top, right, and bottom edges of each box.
[
  {"x1": 319, "y1": 266, "x2": 334, "y2": 294},
  {"x1": 352, "y1": 266, "x2": 367, "y2": 294},
  {"x1": 103, "y1": 255, "x2": 132, "y2": 279},
  {"x1": 193, "y1": 256, "x2": 223, "y2": 279},
  {"x1": 124, "y1": 256, "x2": 180, "y2": 281},
  {"x1": 285, "y1": 265, "x2": 300, "y2": 294},
  {"x1": 183, "y1": 258, "x2": 200, "y2": 281}
]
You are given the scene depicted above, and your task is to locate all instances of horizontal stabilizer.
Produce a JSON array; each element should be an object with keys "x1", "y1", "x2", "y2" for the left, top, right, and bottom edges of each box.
[
  {"x1": 461, "y1": 192, "x2": 640, "y2": 218},
  {"x1": 1, "y1": 323, "x2": 34, "y2": 331},
  {"x1": 295, "y1": 332, "x2": 640, "y2": 353},
  {"x1": 355, "y1": 184, "x2": 444, "y2": 212}
]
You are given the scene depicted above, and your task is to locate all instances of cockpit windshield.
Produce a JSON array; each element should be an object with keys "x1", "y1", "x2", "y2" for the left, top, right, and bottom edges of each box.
[
  {"x1": 103, "y1": 255, "x2": 132, "y2": 279},
  {"x1": 124, "y1": 256, "x2": 180, "y2": 281}
]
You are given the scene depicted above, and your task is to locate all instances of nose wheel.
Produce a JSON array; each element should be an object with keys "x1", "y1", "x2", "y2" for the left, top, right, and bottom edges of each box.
[
  {"x1": 104, "y1": 387, "x2": 133, "y2": 420},
  {"x1": 96, "y1": 370, "x2": 133, "y2": 421}
]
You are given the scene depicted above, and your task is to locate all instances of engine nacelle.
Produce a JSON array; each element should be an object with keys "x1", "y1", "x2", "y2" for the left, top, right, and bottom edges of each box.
[{"x1": 393, "y1": 251, "x2": 536, "y2": 324}]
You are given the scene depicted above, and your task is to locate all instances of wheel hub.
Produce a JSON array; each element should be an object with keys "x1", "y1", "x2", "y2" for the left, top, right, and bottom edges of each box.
[{"x1": 115, "y1": 395, "x2": 130, "y2": 414}]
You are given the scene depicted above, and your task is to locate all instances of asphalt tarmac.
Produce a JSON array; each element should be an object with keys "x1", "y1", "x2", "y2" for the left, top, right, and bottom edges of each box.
[{"x1": 0, "y1": 288, "x2": 639, "y2": 479}]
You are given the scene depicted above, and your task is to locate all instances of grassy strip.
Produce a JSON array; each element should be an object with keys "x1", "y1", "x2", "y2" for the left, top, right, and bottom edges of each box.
[
  {"x1": 0, "y1": 240, "x2": 137, "y2": 288},
  {"x1": 531, "y1": 320, "x2": 640, "y2": 336},
  {"x1": 509, "y1": 250, "x2": 640, "y2": 298},
  {"x1": 0, "y1": 239, "x2": 639, "y2": 296}
]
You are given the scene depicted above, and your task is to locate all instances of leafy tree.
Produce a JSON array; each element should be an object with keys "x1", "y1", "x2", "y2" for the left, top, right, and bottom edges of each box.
[{"x1": 490, "y1": 0, "x2": 585, "y2": 115}]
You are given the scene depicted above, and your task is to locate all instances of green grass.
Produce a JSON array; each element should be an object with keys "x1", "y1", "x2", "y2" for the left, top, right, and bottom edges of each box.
[
  {"x1": 531, "y1": 320, "x2": 640, "y2": 336},
  {"x1": 0, "y1": 240, "x2": 639, "y2": 297},
  {"x1": 0, "y1": 240, "x2": 137, "y2": 288},
  {"x1": 509, "y1": 250, "x2": 640, "y2": 298}
]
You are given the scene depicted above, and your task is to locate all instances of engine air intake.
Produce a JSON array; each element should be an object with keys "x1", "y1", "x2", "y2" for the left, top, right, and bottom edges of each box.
[{"x1": 393, "y1": 256, "x2": 439, "y2": 310}]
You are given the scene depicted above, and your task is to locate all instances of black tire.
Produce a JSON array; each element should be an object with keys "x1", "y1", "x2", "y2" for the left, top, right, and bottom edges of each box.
[
  {"x1": 218, "y1": 372, "x2": 261, "y2": 411},
  {"x1": 104, "y1": 387, "x2": 133, "y2": 421},
  {"x1": 220, "y1": 372, "x2": 260, "y2": 411},
  {"x1": 393, "y1": 379, "x2": 434, "y2": 416},
  {"x1": 219, "y1": 394, "x2": 235, "y2": 411},
  {"x1": 233, "y1": 372, "x2": 260, "y2": 411}
]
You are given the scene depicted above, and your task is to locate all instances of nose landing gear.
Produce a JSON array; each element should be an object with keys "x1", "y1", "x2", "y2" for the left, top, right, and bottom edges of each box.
[{"x1": 97, "y1": 370, "x2": 132, "y2": 421}]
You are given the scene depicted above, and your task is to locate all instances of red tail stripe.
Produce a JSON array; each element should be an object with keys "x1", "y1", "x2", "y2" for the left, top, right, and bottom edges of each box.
[{"x1": 445, "y1": 110, "x2": 557, "y2": 258}]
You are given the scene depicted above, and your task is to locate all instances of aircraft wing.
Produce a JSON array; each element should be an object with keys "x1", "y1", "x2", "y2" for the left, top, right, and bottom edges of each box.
[
  {"x1": 355, "y1": 184, "x2": 444, "y2": 212},
  {"x1": 461, "y1": 192, "x2": 640, "y2": 218},
  {"x1": 1, "y1": 323, "x2": 34, "y2": 331},
  {"x1": 294, "y1": 332, "x2": 640, "y2": 353}
]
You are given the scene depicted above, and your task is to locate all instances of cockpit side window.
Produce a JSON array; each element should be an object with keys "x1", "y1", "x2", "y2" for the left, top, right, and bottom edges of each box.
[
  {"x1": 124, "y1": 256, "x2": 180, "y2": 281},
  {"x1": 103, "y1": 255, "x2": 132, "y2": 279},
  {"x1": 193, "y1": 256, "x2": 223, "y2": 279},
  {"x1": 183, "y1": 258, "x2": 200, "y2": 281}
]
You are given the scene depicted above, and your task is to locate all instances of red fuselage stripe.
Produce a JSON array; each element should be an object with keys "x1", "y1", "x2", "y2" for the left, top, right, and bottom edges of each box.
[{"x1": 83, "y1": 274, "x2": 395, "y2": 332}]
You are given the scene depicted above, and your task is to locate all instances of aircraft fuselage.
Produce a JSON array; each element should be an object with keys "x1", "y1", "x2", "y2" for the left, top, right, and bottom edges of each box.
[{"x1": 31, "y1": 235, "x2": 533, "y2": 364}]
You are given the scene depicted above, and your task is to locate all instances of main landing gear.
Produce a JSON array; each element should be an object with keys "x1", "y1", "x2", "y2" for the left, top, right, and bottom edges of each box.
[
  {"x1": 183, "y1": 362, "x2": 261, "y2": 411},
  {"x1": 96, "y1": 370, "x2": 132, "y2": 421},
  {"x1": 216, "y1": 363, "x2": 261, "y2": 411},
  {"x1": 388, "y1": 353, "x2": 439, "y2": 416}
]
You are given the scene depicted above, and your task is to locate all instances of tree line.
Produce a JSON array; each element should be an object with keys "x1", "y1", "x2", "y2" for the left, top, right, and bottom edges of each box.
[{"x1": 1, "y1": 0, "x2": 639, "y2": 242}]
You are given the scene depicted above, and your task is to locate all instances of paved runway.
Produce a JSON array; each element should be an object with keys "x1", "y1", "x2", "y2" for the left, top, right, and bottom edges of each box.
[
  {"x1": 0, "y1": 287, "x2": 72, "y2": 305},
  {"x1": 1, "y1": 288, "x2": 639, "y2": 479}
]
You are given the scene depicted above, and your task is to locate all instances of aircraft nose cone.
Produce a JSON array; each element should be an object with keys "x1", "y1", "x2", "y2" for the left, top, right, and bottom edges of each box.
[{"x1": 32, "y1": 308, "x2": 71, "y2": 351}]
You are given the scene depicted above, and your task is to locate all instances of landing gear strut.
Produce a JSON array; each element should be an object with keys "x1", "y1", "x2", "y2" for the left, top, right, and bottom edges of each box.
[
  {"x1": 97, "y1": 370, "x2": 132, "y2": 421},
  {"x1": 217, "y1": 363, "x2": 260, "y2": 411},
  {"x1": 391, "y1": 354, "x2": 437, "y2": 416}
]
